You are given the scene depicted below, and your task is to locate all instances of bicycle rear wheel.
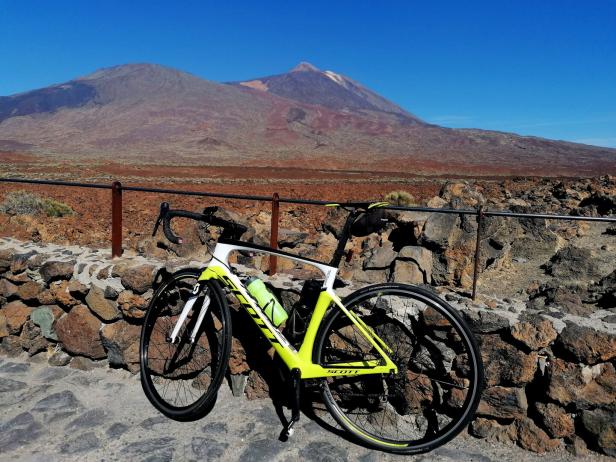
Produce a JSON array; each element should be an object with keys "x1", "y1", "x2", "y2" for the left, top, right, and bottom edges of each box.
[
  {"x1": 140, "y1": 269, "x2": 232, "y2": 421},
  {"x1": 314, "y1": 283, "x2": 483, "y2": 454}
]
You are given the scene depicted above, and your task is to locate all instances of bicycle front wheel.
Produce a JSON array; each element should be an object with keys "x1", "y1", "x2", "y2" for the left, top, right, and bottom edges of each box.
[
  {"x1": 314, "y1": 283, "x2": 483, "y2": 454},
  {"x1": 140, "y1": 269, "x2": 232, "y2": 421}
]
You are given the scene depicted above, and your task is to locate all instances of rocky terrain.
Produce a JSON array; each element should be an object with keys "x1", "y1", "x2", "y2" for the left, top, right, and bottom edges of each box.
[
  {"x1": 0, "y1": 174, "x2": 614, "y2": 457},
  {"x1": 1, "y1": 62, "x2": 615, "y2": 176}
]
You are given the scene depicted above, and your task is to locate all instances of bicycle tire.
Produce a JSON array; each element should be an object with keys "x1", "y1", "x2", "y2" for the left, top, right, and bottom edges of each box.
[
  {"x1": 140, "y1": 268, "x2": 232, "y2": 421},
  {"x1": 314, "y1": 283, "x2": 483, "y2": 454}
]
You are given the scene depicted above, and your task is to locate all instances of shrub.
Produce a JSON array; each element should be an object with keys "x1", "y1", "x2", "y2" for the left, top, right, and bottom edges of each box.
[
  {"x1": 384, "y1": 190, "x2": 415, "y2": 207},
  {"x1": 42, "y1": 199, "x2": 74, "y2": 217},
  {"x1": 0, "y1": 190, "x2": 73, "y2": 217}
]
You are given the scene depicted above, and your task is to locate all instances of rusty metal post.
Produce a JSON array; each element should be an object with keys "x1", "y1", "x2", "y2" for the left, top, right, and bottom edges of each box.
[
  {"x1": 111, "y1": 181, "x2": 123, "y2": 258},
  {"x1": 269, "y1": 193, "x2": 280, "y2": 275},
  {"x1": 472, "y1": 206, "x2": 484, "y2": 301}
]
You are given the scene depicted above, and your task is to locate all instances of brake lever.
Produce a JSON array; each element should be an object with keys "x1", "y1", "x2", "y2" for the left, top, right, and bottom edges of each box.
[{"x1": 152, "y1": 202, "x2": 170, "y2": 237}]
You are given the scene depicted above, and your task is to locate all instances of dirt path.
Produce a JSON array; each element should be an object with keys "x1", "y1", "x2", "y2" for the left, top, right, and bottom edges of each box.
[{"x1": 0, "y1": 354, "x2": 610, "y2": 462}]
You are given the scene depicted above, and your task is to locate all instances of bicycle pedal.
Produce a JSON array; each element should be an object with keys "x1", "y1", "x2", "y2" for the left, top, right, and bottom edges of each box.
[{"x1": 280, "y1": 421, "x2": 296, "y2": 440}]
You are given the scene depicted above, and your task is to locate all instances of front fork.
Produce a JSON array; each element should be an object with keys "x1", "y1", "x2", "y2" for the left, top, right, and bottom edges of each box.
[{"x1": 168, "y1": 282, "x2": 211, "y2": 344}]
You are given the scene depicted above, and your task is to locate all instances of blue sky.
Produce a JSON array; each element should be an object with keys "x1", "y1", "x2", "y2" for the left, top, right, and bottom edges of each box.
[{"x1": 1, "y1": 1, "x2": 615, "y2": 147}]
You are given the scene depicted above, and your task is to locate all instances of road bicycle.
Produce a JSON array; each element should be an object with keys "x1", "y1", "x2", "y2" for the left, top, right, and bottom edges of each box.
[{"x1": 139, "y1": 201, "x2": 484, "y2": 454}]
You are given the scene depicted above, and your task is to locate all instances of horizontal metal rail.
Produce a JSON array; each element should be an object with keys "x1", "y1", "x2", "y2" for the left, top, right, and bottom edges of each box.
[
  {"x1": 1, "y1": 176, "x2": 615, "y2": 301},
  {"x1": 3, "y1": 177, "x2": 614, "y2": 222},
  {"x1": 0, "y1": 177, "x2": 111, "y2": 190}
]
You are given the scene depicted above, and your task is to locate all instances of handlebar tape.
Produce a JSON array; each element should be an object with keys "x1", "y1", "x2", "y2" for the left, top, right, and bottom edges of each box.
[{"x1": 160, "y1": 208, "x2": 248, "y2": 244}]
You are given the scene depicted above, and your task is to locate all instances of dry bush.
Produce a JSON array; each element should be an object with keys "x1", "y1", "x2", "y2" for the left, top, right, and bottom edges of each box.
[
  {"x1": 0, "y1": 190, "x2": 73, "y2": 217},
  {"x1": 384, "y1": 190, "x2": 415, "y2": 206}
]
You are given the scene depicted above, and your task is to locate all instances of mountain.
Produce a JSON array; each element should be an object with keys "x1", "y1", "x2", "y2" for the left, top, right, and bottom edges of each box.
[
  {"x1": 0, "y1": 62, "x2": 614, "y2": 176},
  {"x1": 231, "y1": 62, "x2": 421, "y2": 123}
]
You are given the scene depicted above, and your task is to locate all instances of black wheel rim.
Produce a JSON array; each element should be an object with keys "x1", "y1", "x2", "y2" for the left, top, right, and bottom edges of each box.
[{"x1": 141, "y1": 273, "x2": 226, "y2": 411}]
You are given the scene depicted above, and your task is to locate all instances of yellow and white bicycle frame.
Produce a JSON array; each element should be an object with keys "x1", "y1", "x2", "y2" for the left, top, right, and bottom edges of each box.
[{"x1": 171, "y1": 241, "x2": 398, "y2": 379}]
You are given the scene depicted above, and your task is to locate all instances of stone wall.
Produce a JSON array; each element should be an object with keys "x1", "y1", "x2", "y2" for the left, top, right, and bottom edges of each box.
[{"x1": 0, "y1": 238, "x2": 615, "y2": 457}]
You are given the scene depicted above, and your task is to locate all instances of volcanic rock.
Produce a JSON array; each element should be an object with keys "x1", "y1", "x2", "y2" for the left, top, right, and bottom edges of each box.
[
  {"x1": 119, "y1": 264, "x2": 155, "y2": 294},
  {"x1": 101, "y1": 321, "x2": 141, "y2": 371},
  {"x1": 40, "y1": 260, "x2": 75, "y2": 283},
  {"x1": 479, "y1": 334, "x2": 538, "y2": 386},
  {"x1": 477, "y1": 386, "x2": 528, "y2": 419},
  {"x1": 2, "y1": 300, "x2": 31, "y2": 334},
  {"x1": 55, "y1": 305, "x2": 106, "y2": 359},
  {"x1": 535, "y1": 402, "x2": 575, "y2": 439},
  {"x1": 85, "y1": 286, "x2": 120, "y2": 322},
  {"x1": 556, "y1": 322, "x2": 616, "y2": 364},
  {"x1": 547, "y1": 359, "x2": 616, "y2": 409},
  {"x1": 516, "y1": 417, "x2": 561, "y2": 453},
  {"x1": 510, "y1": 318, "x2": 557, "y2": 350}
]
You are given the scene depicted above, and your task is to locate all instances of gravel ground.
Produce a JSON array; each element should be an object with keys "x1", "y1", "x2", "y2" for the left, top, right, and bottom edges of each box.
[{"x1": 0, "y1": 353, "x2": 611, "y2": 462}]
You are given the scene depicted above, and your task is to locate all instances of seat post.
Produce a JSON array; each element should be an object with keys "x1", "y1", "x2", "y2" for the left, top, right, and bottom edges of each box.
[{"x1": 329, "y1": 209, "x2": 360, "y2": 267}]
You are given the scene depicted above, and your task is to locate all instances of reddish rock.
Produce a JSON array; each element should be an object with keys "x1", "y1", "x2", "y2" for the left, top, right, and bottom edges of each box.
[
  {"x1": 470, "y1": 417, "x2": 517, "y2": 443},
  {"x1": 550, "y1": 288, "x2": 592, "y2": 316},
  {"x1": 556, "y1": 322, "x2": 616, "y2": 364},
  {"x1": 40, "y1": 260, "x2": 75, "y2": 283},
  {"x1": 85, "y1": 286, "x2": 120, "y2": 321},
  {"x1": 0, "y1": 335, "x2": 23, "y2": 356},
  {"x1": 510, "y1": 318, "x2": 557, "y2": 350},
  {"x1": 480, "y1": 334, "x2": 538, "y2": 386},
  {"x1": 192, "y1": 374, "x2": 211, "y2": 391},
  {"x1": 68, "y1": 279, "x2": 89, "y2": 297},
  {"x1": 0, "y1": 313, "x2": 9, "y2": 338},
  {"x1": 229, "y1": 337, "x2": 249, "y2": 375},
  {"x1": 120, "y1": 264, "x2": 156, "y2": 294},
  {"x1": 117, "y1": 290, "x2": 148, "y2": 319},
  {"x1": 566, "y1": 436, "x2": 590, "y2": 457},
  {"x1": 245, "y1": 370, "x2": 269, "y2": 400},
  {"x1": 400, "y1": 371, "x2": 434, "y2": 413},
  {"x1": 55, "y1": 305, "x2": 106, "y2": 359},
  {"x1": 421, "y1": 306, "x2": 451, "y2": 328},
  {"x1": 97, "y1": 266, "x2": 112, "y2": 280},
  {"x1": 36, "y1": 289, "x2": 55, "y2": 305},
  {"x1": 581, "y1": 409, "x2": 616, "y2": 457},
  {"x1": 19, "y1": 320, "x2": 49, "y2": 355},
  {"x1": 11, "y1": 252, "x2": 36, "y2": 273},
  {"x1": 463, "y1": 310, "x2": 510, "y2": 333},
  {"x1": 4, "y1": 272, "x2": 30, "y2": 284},
  {"x1": 0, "y1": 279, "x2": 18, "y2": 298},
  {"x1": 2, "y1": 300, "x2": 31, "y2": 334},
  {"x1": 100, "y1": 321, "x2": 141, "y2": 371},
  {"x1": 0, "y1": 250, "x2": 11, "y2": 273},
  {"x1": 516, "y1": 417, "x2": 561, "y2": 453},
  {"x1": 392, "y1": 260, "x2": 424, "y2": 284},
  {"x1": 47, "y1": 280, "x2": 79, "y2": 307},
  {"x1": 398, "y1": 245, "x2": 433, "y2": 282},
  {"x1": 477, "y1": 386, "x2": 528, "y2": 419},
  {"x1": 547, "y1": 359, "x2": 616, "y2": 409},
  {"x1": 535, "y1": 402, "x2": 575, "y2": 438},
  {"x1": 17, "y1": 281, "x2": 44, "y2": 302}
]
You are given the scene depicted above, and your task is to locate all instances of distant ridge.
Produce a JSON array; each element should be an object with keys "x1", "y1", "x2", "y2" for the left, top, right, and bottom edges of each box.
[{"x1": 0, "y1": 62, "x2": 614, "y2": 176}]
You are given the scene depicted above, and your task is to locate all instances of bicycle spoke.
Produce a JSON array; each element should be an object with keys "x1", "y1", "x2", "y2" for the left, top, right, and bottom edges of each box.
[
  {"x1": 319, "y1": 288, "x2": 482, "y2": 450},
  {"x1": 141, "y1": 272, "x2": 229, "y2": 414}
]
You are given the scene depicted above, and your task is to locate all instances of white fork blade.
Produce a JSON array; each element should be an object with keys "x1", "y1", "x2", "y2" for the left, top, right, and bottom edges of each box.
[
  {"x1": 170, "y1": 295, "x2": 199, "y2": 344},
  {"x1": 190, "y1": 295, "x2": 211, "y2": 343}
]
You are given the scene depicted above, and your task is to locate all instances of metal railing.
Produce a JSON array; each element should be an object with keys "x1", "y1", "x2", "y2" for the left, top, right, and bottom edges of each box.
[{"x1": 1, "y1": 177, "x2": 615, "y2": 300}]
